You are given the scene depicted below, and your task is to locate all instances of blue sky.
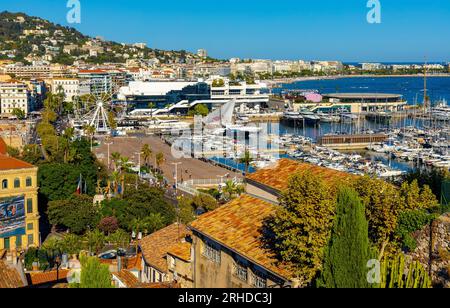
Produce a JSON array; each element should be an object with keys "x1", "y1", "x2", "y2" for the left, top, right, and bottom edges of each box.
[{"x1": 2, "y1": 0, "x2": 449, "y2": 62}]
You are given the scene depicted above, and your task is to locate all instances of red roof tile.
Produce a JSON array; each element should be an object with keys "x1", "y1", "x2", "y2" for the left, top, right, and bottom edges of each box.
[
  {"x1": 0, "y1": 154, "x2": 35, "y2": 171},
  {"x1": 0, "y1": 260, "x2": 26, "y2": 288},
  {"x1": 139, "y1": 223, "x2": 191, "y2": 273},
  {"x1": 113, "y1": 269, "x2": 139, "y2": 288},
  {"x1": 27, "y1": 270, "x2": 70, "y2": 286},
  {"x1": 190, "y1": 194, "x2": 293, "y2": 280},
  {"x1": 246, "y1": 158, "x2": 355, "y2": 192}
]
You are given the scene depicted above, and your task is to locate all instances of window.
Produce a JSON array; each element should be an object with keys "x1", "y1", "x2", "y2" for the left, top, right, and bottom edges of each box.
[
  {"x1": 4, "y1": 238, "x2": 10, "y2": 250},
  {"x1": 27, "y1": 199, "x2": 33, "y2": 214},
  {"x1": 27, "y1": 223, "x2": 33, "y2": 231},
  {"x1": 16, "y1": 235, "x2": 22, "y2": 248},
  {"x1": 26, "y1": 177, "x2": 32, "y2": 187},
  {"x1": 233, "y1": 261, "x2": 248, "y2": 282},
  {"x1": 251, "y1": 271, "x2": 267, "y2": 288},
  {"x1": 202, "y1": 241, "x2": 221, "y2": 264},
  {"x1": 170, "y1": 256, "x2": 176, "y2": 269},
  {"x1": 2, "y1": 179, "x2": 8, "y2": 189},
  {"x1": 27, "y1": 234, "x2": 34, "y2": 246},
  {"x1": 14, "y1": 178, "x2": 20, "y2": 188}
]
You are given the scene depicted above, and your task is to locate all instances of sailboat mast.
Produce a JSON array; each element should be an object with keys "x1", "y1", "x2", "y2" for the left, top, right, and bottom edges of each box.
[{"x1": 423, "y1": 58, "x2": 428, "y2": 110}]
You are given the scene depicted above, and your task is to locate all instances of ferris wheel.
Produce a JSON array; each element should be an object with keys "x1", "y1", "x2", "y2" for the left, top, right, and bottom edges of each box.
[{"x1": 72, "y1": 92, "x2": 114, "y2": 135}]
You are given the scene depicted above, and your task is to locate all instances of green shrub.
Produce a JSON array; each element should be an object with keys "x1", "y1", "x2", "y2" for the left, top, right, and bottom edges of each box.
[
  {"x1": 395, "y1": 209, "x2": 437, "y2": 252},
  {"x1": 24, "y1": 247, "x2": 39, "y2": 270}
]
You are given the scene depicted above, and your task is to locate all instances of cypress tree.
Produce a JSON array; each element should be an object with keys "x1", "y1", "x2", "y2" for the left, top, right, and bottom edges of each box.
[
  {"x1": 318, "y1": 186, "x2": 371, "y2": 288},
  {"x1": 79, "y1": 256, "x2": 112, "y2": 288}
]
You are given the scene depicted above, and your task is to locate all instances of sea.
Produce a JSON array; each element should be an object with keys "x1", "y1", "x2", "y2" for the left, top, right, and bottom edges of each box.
[
  {"x1": 272, "y1": 76, "x2": 450, "y2": 172},
  {"x1": 276, "y1": 76, "x2": 450, "y2": 105}
]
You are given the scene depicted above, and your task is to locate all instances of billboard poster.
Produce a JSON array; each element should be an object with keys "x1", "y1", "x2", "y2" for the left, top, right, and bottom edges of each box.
[{"x1": 0, "y1": 196, "x2": 26, "y2": 238}]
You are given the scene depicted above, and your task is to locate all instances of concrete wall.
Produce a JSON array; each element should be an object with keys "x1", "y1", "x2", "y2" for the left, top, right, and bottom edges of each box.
[
  {"x1": 245, "y1": 182, "x2": 279, "y2": 204},
  {"x1": 192, "y1": 232, "x2": 285, "y2": 288},
  {"x1": 167, "y1": 254, "x2": 194, "y2": 288}
]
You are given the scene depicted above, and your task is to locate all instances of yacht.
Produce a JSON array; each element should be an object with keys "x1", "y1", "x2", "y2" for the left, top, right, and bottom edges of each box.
[{"x1": 299, "y1": 109, "x2": 320, "y2": 125}]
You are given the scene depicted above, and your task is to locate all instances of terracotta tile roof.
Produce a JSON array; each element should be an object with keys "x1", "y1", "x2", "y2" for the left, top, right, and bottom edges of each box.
[
  {"x1": 78, "y1": 69, "x2": 107, "y2": 74},
  {"x1": 246, "y1": 158, "x2": 355, "y2": 192},
  {"x1": 0, "y1": 138, "x2": 7, "y2": 155},
  {"x1": 113, "y1": 269, "x2": 139, "y2": 288},
  {"x1": 139, "y1": 223, "x2": 191, "y2": 273},
  {"x1": 166, "y1": 242, "x2": 191, "y2": 262},
  {"x1": 0, "y1": 154, "x2": 35, "y2": 171},
  {"x1": 99, "y1": 254, "x2": 142, "y2": 270},
  {"x1": 190, "y1": 194, "x2": 293, "y2": 280},
  {"x1": 27, "y1": 269, "x2": 70, "y2": 286},
  {"x1": 0, "y1": 260, "x2": 26, "y2": 288}
]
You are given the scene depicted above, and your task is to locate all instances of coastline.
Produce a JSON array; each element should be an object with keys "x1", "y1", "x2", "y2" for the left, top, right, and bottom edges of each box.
[{"x1": 263, "y1": 73, "x2": 450, "y2": 87}]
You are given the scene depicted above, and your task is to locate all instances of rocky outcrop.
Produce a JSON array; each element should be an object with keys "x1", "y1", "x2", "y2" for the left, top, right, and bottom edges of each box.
[{"x1": 408, "y1": 213, "x2": 450, "y2": 288}]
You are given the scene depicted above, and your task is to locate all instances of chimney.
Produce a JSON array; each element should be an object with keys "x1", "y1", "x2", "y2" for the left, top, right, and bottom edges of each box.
[{"x1": 117, "y1": 255, "x2": 122, "y2": 272}]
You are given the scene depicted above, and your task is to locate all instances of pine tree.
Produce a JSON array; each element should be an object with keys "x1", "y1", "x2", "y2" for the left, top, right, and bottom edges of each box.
[{"x1": 318, "y1": 186, "x2": 371, "y2": 288}]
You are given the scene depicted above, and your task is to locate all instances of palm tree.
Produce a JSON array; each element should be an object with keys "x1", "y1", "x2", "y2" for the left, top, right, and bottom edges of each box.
[
  {"x1": 110, "y1": 171, "x2": 121, "y2": 194},
  {"x1": 141, "y1": 144, "x2": 153, "y2": 167},
  {"x1": 222, "y1": 180, "x2": 244, "y2": 201},
  {"x1": 83, "y1": 125, "x2": 96, "y2": 151},
  {"x1": 155, "y1": 152, "x2": 164, "y2": 173},
  {"x1": 119, "y1": 156, "x2": 132, "y2": 173},
  {"x1": 148, "y1": 102, "x2": 156, "y2": 119},
  {"x1": 111, "y1": 152, "x2": 122, "y2": 171},
  {"x1": 62, "y1": 127, "x2": 75, "y2": 163},
  {"x1": 239, "y1": 149, "x2": 253, "y2": 175}
]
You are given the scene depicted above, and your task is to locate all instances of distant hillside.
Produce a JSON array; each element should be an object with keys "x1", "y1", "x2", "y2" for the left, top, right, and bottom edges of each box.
[{"x1": 0, "y1": 11, "x2": 204, "y2": 65}]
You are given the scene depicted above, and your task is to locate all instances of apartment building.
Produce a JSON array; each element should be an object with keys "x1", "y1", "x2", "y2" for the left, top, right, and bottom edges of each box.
[
  {"x1": 0, "y1": 138, "x2": 40, "y2": 253},
  {"x1": 5, "y1": 64, "x2": 70, "y2": 79},
  {"x1": 139, "y1": 223, "x2": 193, "y2": 287},
  {"x1": 6, "y1": 65, "x2": 51, "y2": 79},
  {"x1": 78, "y1": 70, "x2": 112, "y2": 95},
  {"x1": 51, "y1": 78, "x2": 90, "y2": 102},
  {"x1": 0, "y1": 81, "x2": 34, "y2": 117}
]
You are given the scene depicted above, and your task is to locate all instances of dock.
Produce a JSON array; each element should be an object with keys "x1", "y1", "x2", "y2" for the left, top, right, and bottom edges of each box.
[{"x1": 318, "y1": 134, "x2": 388, "y2": 150}]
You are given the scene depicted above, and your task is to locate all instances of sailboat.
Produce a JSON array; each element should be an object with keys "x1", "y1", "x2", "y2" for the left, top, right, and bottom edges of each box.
[{"x1": 204, "y1": 100, "x2": 262, "y2": 133}]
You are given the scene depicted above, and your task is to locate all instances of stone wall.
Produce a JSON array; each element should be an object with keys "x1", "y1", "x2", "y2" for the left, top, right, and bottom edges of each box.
[{"x1": 408, "y1": 213, "x2": 450, "y2": 288}]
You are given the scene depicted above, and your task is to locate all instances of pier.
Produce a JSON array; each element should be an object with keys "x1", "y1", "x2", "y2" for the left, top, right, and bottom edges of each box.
[{"x1": 318, "y1": 134, "x2": 388, "y2": 150}]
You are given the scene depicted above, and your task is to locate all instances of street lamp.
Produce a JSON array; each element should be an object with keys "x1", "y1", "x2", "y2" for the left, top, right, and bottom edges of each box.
[
  {"x1": 134, "y1": 151, "x2": 143, "y2": 189},
  {"x1": 171, "y1": 162, "x2": 182, "y2": 192},
  {"x1": 105, "y1": 141, "x2": 113, "y2": 170}
]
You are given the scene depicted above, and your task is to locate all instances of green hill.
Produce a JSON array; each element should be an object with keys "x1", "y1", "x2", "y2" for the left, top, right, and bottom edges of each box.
[{"x1": 0, "y1": 11, "x2": 202, "y2": 65}]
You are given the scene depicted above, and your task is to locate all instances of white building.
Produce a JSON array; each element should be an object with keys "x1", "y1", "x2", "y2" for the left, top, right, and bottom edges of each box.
[
  {"x1": 197, "y1": 49, "x2": 208, "y2": 58},
  {"x1": 119, "y1": 77, "x2": 269, "y2": 115},
  {"x1": 51, "y1": 78, "x2": 91, "y2": 102},
  {"x1": 193, "y1": 64, "x2": 231, "y2": 77},
  {"x1": 361, "y1": 63, "x2": 388, "y2": 71},
  {"x1": 132, "y1": 43, "x2": 147, "y2": 49},
  {"x1": 207, "y1": 76, "x2": 269, "y2": 107},
  {"x1": 232, "y1": 61, "x2": 273, "y2": 75},
  {"x1": 312, "y1": 61, "x2": 344, "y2": 72},
  {"x1": 0, "y1": 81, "x2": 33, "y2": 117},
  {"x1": 272, "y1": 61, "x2": 294, "y2": 73}
]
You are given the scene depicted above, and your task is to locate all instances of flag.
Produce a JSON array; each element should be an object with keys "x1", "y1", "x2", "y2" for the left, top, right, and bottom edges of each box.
[{"x1": 76, "y1": 174, "x2": 82, "y2": 194}]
